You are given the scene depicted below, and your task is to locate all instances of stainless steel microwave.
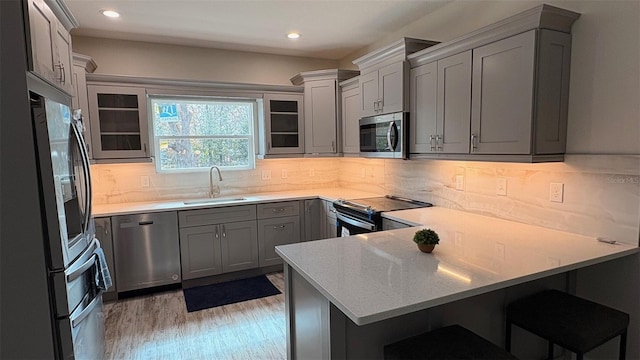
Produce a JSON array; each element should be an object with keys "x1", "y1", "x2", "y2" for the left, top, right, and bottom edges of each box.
[{"x1": 359, "y1": 112, "x2": 408, "y2": 159}]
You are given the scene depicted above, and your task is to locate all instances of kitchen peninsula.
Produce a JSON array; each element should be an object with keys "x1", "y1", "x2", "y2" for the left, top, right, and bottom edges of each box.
[{"x1": 276, "y1": 207, "x2": 639, "y2": 359}]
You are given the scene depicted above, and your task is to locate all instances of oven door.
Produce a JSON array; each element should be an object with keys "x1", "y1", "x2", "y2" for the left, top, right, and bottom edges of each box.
[{"x1": 336, "y1": 212, "x2": 377, "y2": 237}]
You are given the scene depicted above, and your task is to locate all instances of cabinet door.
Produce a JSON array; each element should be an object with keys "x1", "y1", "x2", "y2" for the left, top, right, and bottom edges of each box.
[
  {"x1": 258, "y1": 216, "x2": 301, "y2": 267},
  {"x1": 87, "y1": 85, "x2": 149, "y2": 159},
  {"x1": 341, "y1": 85, "x2": 361, "y2": 154},
  {"x1": 27, "y1": 0, "x2": 57, "y2": 82},
  {"x1": 437, "y1": 51, "x2": 472, "y2": 154},
  {"x1": 304, "y1": 79, "x2": 337, "y2": 154},
  {"x1": 303, "y1": 199, "x2": 324, "y2": 241},
  {"x1": 53, "y1": 23, "x2": 73, "y2": 94},
  {"x1": 409, "y1": 62, "x2": 438, "y2": 153},
  {"x1": 378, "y1": 61, "x2": 406, "y2": 114},
  {"x1": 220, "y1": 220, "x2": 259, "y2": 273},
  {"x1": 471, "y1": 30, "x2": 535, "y2": 154},
  {"x1": 324, "y1": 201, "x2": 337, "y2": 239},
  {"x1": 72, "y1": 64, "x2": 93, "y2": 159},
  {"x1": 263, "y1": 94, "x2": 304, "y2": 154},
  {"x1": 359, "y1": 70, "x2": 379, "y2": 117},
  {"x1": 94, "y1": 217, "x2": 116, "y2": 296},
  {"x1": 179, "y1": 225, "x2": 223, "y2": 280}
]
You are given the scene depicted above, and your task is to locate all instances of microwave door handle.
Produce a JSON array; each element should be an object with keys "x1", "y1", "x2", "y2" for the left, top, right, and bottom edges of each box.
[
  {"x1": 72, "y1": 122, "x2": 92, "y2": 233},
  {"x1": 386, "y1": 122, "x2": 398, "y2": 151}
]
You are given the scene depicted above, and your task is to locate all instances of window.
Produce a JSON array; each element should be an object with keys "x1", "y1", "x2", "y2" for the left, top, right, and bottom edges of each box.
[{"x1": 150, "y1": 96, "x2": 256, "y2": 172}]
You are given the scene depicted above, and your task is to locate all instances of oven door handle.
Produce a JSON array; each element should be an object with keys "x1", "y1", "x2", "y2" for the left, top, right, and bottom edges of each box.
[{"x1": 336, "y1": 212, "x2": 376, "y2": 232}]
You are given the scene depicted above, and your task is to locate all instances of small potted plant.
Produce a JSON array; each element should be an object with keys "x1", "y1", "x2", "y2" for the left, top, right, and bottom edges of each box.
[{"x1": 413, "y1": 228, "x2": 440, "y2": 253}]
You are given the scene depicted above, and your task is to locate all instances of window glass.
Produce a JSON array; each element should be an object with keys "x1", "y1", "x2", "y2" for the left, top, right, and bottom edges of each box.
[{"x1": 150, "y1": 97, "x2": 256, "y2": 172}]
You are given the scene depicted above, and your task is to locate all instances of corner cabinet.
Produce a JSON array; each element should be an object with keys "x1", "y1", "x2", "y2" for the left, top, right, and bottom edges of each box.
[
  {"x1": 87, "y1": 84, "x2": 150, "y2": 160},
  {"x1": 26, "y1": 0, "x2": 78, "y2": 95},
  {"x1": 340, "y1": 77, "x2": 361, "y2": 155},
  {"x1": 290, "y1": 69, "x2": 359, "y2": 156},
  {"x1": 408, "y1": 4, "x2": 579, "y2": 162},
  {"x1": 260, "y1": 93, "x2": 305, "y2": 156},
  {"x1": 353, "y1": 38, "x2": 439, "y2": 118}
]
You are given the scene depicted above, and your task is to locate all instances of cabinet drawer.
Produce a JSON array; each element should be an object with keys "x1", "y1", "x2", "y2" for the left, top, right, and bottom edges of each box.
[
  {"x1": 257, "y1": 201, "x2": 300, "y2": 219},
  {"x1": 179, "y1": 205, "x2": 256, "y2": 228}
]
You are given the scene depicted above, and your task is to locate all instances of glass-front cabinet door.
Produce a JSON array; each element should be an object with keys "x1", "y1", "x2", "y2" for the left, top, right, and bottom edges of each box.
[
  {"x1": 87, "y1": 85, "x2": 149, "y2": 159},
  {"x1": 263, "y1": 93, "x2": 304, "y2": 154}
]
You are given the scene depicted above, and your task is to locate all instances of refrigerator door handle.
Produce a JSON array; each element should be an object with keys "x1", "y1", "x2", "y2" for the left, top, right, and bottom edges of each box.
[
  {"x1": 67, "y1": 254, "x2": 97, "y2": 282},
  {"x1": 70, "y1": 290, "x2": 103, "y2": 328},
  {"x1": 71, "y1": 120, "x2": 92, "y2": 235}
]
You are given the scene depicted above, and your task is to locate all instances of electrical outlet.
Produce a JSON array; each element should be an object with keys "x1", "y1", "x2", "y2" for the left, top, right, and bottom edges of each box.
[
  {"x1": 261, "y1": 170, "x2": 271, "y2": 180},
  {"x1": 456, "y1": 175, "x2": 464, "y2": 191},
  {"x1": 496, "y1": 178, "x2": 507, "y2": 196},
  {"x1": 549, "y1": 182, "x2": 564, "y2": 203},
  {"x1": 140, "y1": 175, "x2": 150, "y2": 188},
  {"x1": 281, "y1": 169, "x2": 288, "y2": 179}
]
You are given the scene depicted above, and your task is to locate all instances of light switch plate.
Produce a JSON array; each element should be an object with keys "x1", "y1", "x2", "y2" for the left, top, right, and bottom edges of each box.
[
  {"x1": 281, "y1": 169, "x2": 288, "y2": 179},
  {"x1": 456, "y1": 175, "x2": 464, "y2": 191},
  {"x1": 140, "y1": 175, "x2": 150, "y2": 188}
]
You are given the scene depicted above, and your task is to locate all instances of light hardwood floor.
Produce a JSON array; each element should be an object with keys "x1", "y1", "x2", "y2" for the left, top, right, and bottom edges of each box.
[{"x1": 104, "y1": 273, "x2": 287, "y2": 360}]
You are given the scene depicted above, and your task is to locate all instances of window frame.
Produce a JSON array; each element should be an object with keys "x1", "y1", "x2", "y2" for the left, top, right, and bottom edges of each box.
[{"x1": 149, "y1": 94, "x2": 258, "y2": 173}]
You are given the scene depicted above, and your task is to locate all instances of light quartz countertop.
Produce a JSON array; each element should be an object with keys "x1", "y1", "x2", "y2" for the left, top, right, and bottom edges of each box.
[
  {"x1": 276, "y1": 207, "x2": 639, "y2": 326},
  {"x1": 93, "y1": 188, "x2": 382, "y2": 217}
]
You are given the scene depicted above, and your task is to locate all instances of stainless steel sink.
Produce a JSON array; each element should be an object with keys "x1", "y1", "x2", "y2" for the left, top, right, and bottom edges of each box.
[{"x1": 183, "y1": 197, "x2": 246, "y2": 205}]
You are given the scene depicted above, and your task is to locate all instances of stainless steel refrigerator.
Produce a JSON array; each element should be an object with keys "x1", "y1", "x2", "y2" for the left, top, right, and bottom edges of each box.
[{"x1": 19, "y1": 74, "x2": 111, "y2": 359}]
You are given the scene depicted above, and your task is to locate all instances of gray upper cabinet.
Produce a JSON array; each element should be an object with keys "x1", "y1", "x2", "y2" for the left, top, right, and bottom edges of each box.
[
  {"x1": 87, "y1": 84, "x2": 150, "y2": 160},
  {"x1": 26, "y1": 0, "x2": 78, "y2": 94},
  {"x1": 290, "y1": 69, "x2": 359, "y2": 156},
  {"x1": 340, "y1": 77, "x2": 361, "y2": 155},
  {"x1": 261, "y1": 93, "x2": 305, "y2": 156},
  {"x1": 470, "y1": 31, "x2": 536, "y2": 155},
  {"x1": 71, "y1": 53, "x2": 97, "y2": 159},
  {"x1": 353, "y1": 38, "x2": 439, "y2": 118},
  {"x1": 408, "y1": 4, "x2": 579, "y2": 162},
  {"x1": 410, "y1": 51, "x2": 471, "y2": 155}
]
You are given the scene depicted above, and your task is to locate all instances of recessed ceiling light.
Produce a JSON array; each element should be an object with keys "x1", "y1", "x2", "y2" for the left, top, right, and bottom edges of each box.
[
  {"x1": 287, "y1": 32, "x2": 301, "y2": 39},
  {"x1": 100, "y1": 10, "x2": 120, "y2": 18}
]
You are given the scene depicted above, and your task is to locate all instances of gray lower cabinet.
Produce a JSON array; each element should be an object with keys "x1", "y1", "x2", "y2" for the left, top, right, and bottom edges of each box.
[
  {"x1": 303, "y1": 199, "x2": 324, "y2": 241},
  {"x1": 178, "y1": 205, "x2": 258, "y2": 280},
  {"x1": 258, "y1": 216, "x2": 301, "y2": 267},
  {"x1": 324, "y1": 200, "x2": 337, "y2": 238},
  {"x1": 382, "y1": 218, "x2": 411, "y2": 230},
  {"x1": 94, "y1": 217, "x2": 116, "y2": 299}
]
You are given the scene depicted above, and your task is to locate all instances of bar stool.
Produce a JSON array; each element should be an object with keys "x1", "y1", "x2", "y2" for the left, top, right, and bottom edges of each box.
[
  {"x1": 506, "y1": 289, "x2": 629, "y2": 360},
  {"x1": 384, "y1": 324, "x2": 517, "y2": 359}
]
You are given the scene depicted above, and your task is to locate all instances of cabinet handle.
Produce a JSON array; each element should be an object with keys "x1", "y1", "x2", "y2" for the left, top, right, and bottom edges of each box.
[
  {"x1": 222, "y1": 224, "x2": 226, "y2": 238},
  {"x1": 55, "y1": 62, "x2": 64, "y2": 83},
  {"x1": 429, "y1": 135, "x2": 435, "y2": 151},
  {"x1": 272, "y1": 208, "x2": 285, "y2": 213},
  {"x1": 373, "y1": 100, "x2": 378, "y2": 112},
  {"x1": 143, "y1": 143, "x2": 147, "y2": 154},
  {"x1": 267, "y1": 141, "x2": 271, "y2": 150},
  {"x1": 215, "y1": 225, "x2": 219, "y2": 239},
  {"x1": 470, "y1": 133, "x2": 478, "y2": 152},
  {"x1": 436, "y1": 134, "x2": 443, "y2": 151},
  {"x1": 273, "y1": 224, "x2": 286, "y2": 230},
  {"x1": 331, "y1": 141, "x2": 335, "y2": 152},
  {"x1": 378, "y1": 99, "x2": 383, "y2": 112}
]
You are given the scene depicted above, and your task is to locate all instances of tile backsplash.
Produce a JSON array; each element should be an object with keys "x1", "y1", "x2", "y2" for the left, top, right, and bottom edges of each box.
[{"x1": 92, "y1": 154, "x2": 639, "y2": 245}]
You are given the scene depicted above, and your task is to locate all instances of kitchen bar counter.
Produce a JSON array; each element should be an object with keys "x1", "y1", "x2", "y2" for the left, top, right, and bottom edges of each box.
[
  {"x1": 93, "y1": 188, "x2": 382, "y2": 217},
  {"x1": 275, "y1": 207, "x2": 638, "y2": 359}
]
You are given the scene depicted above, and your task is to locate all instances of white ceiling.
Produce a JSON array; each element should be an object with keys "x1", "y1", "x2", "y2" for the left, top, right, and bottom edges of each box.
[{"x1": 66, "y1": 0, "x2": 451, "y2": 60}]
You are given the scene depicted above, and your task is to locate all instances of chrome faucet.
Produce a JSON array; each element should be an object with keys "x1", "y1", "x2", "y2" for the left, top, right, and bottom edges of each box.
[{"x1": 209, "y1": 166, "x2": 223, "y2": 198}]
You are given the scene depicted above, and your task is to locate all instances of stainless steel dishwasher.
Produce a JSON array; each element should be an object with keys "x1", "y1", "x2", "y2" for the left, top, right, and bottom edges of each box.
[{"x1": 112, "y1": 211, "x2": 181, "y2": 292}]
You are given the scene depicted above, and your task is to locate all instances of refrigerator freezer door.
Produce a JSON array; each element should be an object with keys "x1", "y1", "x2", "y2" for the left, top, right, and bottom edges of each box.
[{"x1": 58, "y1": 292, "x2": 105, "y2": 360}]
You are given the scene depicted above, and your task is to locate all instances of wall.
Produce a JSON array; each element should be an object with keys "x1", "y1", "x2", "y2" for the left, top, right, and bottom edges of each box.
[
  {"x1": 91, "y1": 158, "x2": 340, "y2": 204},
  {"x1": 339, "y1": 0, "x2": 640, "y2": 155},
  {"x1": 72, "y1": 36, "x2": 338, "y2": 86}
]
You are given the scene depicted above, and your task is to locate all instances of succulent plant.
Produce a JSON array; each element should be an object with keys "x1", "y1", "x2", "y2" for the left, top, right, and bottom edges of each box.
[{"x1": 413, "y1": 228, "x2": 440, "y2": 245}]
